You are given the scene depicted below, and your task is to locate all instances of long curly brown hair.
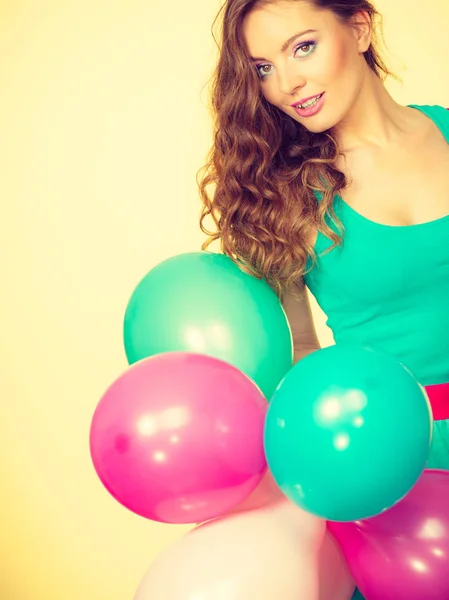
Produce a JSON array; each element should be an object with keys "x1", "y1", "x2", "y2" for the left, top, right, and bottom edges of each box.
[{"x1": 197, "y1": 0, "x2": 398, "y2": 300}]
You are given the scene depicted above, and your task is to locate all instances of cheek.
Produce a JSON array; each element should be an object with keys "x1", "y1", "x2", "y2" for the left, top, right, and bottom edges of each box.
[
  {"x1": 260, "y1": 82, "x2": 282, "y2": 108},
  {"x1": 261, "y1": 88, "x2": 275, "y2": 106},
  {"x1": 311, "y1": 39, "x2": 352, "y2": 84}
]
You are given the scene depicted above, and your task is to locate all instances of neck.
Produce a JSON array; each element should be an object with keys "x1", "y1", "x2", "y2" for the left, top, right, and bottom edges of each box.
[{"x1": 331, "y1": 69, "x2": 411, "y2": 153}]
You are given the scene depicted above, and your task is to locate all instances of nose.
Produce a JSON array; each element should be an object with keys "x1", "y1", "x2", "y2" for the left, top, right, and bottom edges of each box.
[{"x1": 277, "y1": 63, "x2": 306, "y2": 96}]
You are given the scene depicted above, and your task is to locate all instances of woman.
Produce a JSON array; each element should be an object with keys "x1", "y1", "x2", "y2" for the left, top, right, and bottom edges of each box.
[{"x1": 197, "y1": 0, "x2": 449, "y2": 597}]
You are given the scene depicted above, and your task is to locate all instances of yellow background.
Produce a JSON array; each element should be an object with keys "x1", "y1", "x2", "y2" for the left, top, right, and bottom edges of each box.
[{"x1": 1, "y1": 0, "x2": 448, "y2": 598}]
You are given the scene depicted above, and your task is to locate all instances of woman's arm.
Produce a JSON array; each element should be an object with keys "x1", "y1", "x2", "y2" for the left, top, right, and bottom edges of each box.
[{"x1": 282, "y1": 279, "x2": 321, "y2": 363}]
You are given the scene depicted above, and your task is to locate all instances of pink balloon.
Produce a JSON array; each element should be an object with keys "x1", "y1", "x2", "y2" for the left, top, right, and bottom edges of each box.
[
  {"x1": 194, "y1": 469, "x2": 283, "y2": 527},
  {"x1": 90, "y1": 352, "x2": 267, "y2": 524},
  {"x1": 226, "y1": 469, "x2": 284, "y2": 515},
  {"x1": 134, "y1": 499, "x2": 355, "y2": 600},
  {"x1": 328, "y1": 469, "x2": 449, "y2": 600}
]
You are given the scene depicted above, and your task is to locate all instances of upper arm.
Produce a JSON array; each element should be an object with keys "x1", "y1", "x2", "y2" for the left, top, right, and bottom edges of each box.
[{"x1": 282, "y1": 278, "x2": 320, "y2": 360}]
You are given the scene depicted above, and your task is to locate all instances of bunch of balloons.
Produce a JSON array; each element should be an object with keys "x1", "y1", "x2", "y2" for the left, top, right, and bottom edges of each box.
[{"x1": 88, "y1": 250, "x2": 449, "y2": 599}]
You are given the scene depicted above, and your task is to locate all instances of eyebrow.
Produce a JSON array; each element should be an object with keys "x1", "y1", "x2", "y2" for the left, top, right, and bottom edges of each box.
[{"x1": 250, "y1": 29, "x2": 318, "y2": 62}]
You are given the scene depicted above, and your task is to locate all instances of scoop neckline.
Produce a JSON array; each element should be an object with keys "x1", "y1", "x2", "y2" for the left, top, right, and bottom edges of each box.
[{"x1": 336, "y1": 104, "x2": 449, "y2": 231}]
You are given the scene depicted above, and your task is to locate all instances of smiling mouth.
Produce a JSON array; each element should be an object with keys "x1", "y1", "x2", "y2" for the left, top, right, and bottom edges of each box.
[{"x1": 294, "y1": 93, "x2": 324, "y2": 109}]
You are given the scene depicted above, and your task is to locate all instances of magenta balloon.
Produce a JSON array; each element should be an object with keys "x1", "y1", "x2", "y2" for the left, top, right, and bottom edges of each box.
[
  {"x1": 328, "y1": 469, "x2": 449, "y2": 600},
  {"x1": 89, "y1": 352, "x2": 268, "y2": 524}
]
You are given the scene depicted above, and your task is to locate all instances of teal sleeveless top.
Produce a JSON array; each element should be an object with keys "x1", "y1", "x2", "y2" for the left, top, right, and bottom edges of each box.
[{"x1": 304, "y1": 104, "x2": 449, "y2": 386}]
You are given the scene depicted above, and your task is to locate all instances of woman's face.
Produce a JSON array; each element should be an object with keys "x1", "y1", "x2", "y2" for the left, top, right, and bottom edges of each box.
[{"x1": 242, "y1": 1, "x2": 371, "y2": 133}]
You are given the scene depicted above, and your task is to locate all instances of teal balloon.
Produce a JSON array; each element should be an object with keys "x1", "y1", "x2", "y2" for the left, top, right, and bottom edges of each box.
[
  {"x1": 123, "y1": 252, "x2": 293, "y2": 399},
  {"x1": 264, "y1": 345, "x2": 432, "y2": 521}
]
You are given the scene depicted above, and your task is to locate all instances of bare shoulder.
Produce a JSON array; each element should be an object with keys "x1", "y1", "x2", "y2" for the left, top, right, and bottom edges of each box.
[{"x1": 282, "y1": 278, "x2": 320, "y2": 360}]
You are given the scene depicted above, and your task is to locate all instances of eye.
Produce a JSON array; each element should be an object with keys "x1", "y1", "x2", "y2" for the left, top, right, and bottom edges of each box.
[
  {"x1": 256, "y1": 64, "x2": 273, "y2": 78},
  {"x1": 293, "y1": 40, "x2": 317, "y2": 58}
]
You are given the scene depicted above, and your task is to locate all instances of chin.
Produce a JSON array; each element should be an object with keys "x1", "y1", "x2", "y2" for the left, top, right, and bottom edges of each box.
[
  {"x1": 304, "y1": 123, "x2": 332, "y2": 134},
  {"x1": 298, "y1": 116, "x2": 333, "y2": 134}
]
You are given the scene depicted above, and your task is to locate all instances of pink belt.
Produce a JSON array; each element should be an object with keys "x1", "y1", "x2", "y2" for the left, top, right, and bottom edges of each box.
[{"x1": 424, "y1": 382, "x2": 449, "y2": 421}]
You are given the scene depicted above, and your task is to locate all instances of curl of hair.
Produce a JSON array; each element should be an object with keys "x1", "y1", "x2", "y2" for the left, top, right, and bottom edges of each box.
[{"x1": 197, "y1": 0, "x2": 399, "y2": 300}]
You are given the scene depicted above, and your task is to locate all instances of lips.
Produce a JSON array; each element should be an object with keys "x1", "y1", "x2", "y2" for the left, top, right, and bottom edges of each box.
[
  {"x1": 291, "y1": 92, "x2": 325, "y2": 118},
  {"x1": 291, "y1": 93, "x2": 324, "y2": 108}
]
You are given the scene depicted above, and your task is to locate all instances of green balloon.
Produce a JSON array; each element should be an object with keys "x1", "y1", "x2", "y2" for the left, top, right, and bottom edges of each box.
[
  {"x1": 123, "y1": 251, "x2": 293, "y2": 399},
  {"x1": 264, "y1": 345, "x2": 432, "y2": 521}
]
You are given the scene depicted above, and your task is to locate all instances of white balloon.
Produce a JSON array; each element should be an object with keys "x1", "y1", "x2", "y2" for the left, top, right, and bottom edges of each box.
[{"x1": 134, "y1": 499, "x2": 355, "y2": 600}]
